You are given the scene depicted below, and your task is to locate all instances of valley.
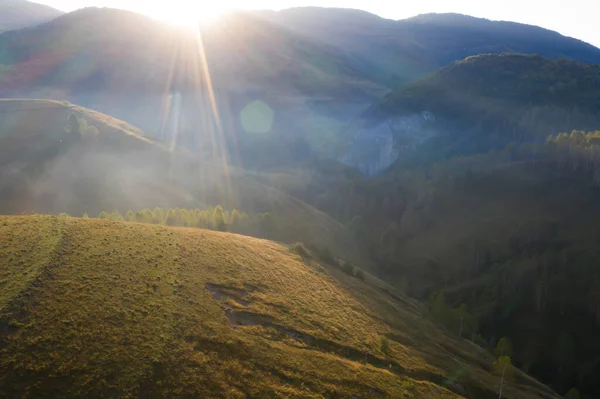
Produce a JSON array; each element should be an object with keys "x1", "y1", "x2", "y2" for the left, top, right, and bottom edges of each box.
[{"x1": 2, "y1": 1, "x2": 600, "y2": 398}]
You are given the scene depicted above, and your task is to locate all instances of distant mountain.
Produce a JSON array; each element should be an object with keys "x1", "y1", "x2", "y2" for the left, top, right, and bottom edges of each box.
[
  {"x1": 5, "y1": 7, "x2": 600, "y2": 175},
  {"x1": 0, "y1": 0, "x2": 63, "y2": 31},
  {"x1": 0, "y1": 7, "x2": 385, "y2": 159},
  {"x1": 261, "y1": 8, "x2": 600, "y2": 87},
  {"x1": 0, "y1": 7, "x2": 383, "y2": 98},
  {"x1": 344, "y1": 54, "x2": 600, "y2": 172}
]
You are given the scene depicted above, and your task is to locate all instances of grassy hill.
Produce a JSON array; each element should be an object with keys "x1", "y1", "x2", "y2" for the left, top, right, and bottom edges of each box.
[
  {"x1": 0, "y1": 0, "x2": 63, "y2": 32},
  {"x1": 0, "y1": 98, "x2": 368, "y2": 266},
  {"x1": 0, "y1": 214, "x2": 558, "y2": 398}
]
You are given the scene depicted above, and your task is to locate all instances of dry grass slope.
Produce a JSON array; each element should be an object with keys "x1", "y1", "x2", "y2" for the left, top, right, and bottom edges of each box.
[{"x1": 0, "y1": 215, "x2": 557, "y2": 398}]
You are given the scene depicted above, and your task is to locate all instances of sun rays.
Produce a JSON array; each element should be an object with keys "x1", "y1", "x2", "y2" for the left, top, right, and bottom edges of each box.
[{"x1": 157, "y1": 20, "x2": 237, "y2": 207}]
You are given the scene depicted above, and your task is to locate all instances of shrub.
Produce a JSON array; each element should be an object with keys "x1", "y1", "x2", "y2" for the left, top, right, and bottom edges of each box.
[
  {"x1": 316, "y1": 247, "x2": 336, "y2": 265},
  {"x1": 342, "y1": 261, "x2": 355, "y2": 276},
  {"x1": 355, "y1": 269, "x2": 366, "y2": 281},
  {"x1": 291, "y1": 242, "x2": 311, "y2": 259},
  {"x1": 380, "y1": 336, "x2": 391, "y2": 356}
]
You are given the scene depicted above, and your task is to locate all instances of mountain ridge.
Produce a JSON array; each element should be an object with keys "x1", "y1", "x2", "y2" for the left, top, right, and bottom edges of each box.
[{"x1": 0, "y1": 0, "x2": 63, "y2": 31}]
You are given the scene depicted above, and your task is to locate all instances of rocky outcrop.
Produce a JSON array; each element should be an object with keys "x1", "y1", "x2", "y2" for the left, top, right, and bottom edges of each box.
[{"x1": 340, "y1": 111, "x2": 438, "y2": 176}]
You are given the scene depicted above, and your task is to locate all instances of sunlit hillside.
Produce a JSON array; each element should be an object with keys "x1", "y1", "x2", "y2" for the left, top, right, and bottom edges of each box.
[
  {"x1": 0, "y1": 215, "x2": 558, "y2": 398},
  {"x1": 0, "y1": 99, "x2": 367, "y2": 265}
]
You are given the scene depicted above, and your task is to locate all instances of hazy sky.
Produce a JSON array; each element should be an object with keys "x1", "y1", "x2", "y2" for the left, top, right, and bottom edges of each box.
[{"x1": 35, "y1": 0, "x2": 600, "y2": 48}]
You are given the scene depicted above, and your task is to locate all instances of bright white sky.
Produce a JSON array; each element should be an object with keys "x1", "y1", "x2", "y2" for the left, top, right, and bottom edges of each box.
[{"x1": 35, "y1": 0, "x2": 600, "y2": 48}]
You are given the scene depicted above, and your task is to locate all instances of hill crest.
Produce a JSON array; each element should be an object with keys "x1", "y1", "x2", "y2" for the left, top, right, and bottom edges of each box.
[{"x1": 0, "y1": 215, "x2": 559, "y2": 398}]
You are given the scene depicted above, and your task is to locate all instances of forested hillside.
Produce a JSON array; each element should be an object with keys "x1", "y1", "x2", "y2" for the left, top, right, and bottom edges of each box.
[
  {"x1": 244, "y1": 54, "x2": 600, "y2": 397},
  {"x1": 354, "y1": 54, "x2": 600, "y2": 166},
  {"x1": 299, "y1": 133, "x2": 600, "y2": 397},
  {"x1": 263, "y1": 9, "x2": 600, "y2": 87}
]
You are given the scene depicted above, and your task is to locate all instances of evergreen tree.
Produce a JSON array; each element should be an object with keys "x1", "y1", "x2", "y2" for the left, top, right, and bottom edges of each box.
[
  {"x1": 108, "y1": 211, "x2": 124, "y2": 222},
  {"x1": 494, "y1": 337, "x2": 514, "y2": 358},
  {"x1": 152, "y1": 208, "x2": 165, "y2": 224},
  {"x1": 165, "y1": 209, "x2": 178, "y2": 226},
  {"x1": 565, "y1": 388, "x2": 581, "y2": 399},
  {"x1": 429, "y1": 291, "x2": 449, "y2": 325},
  {"x1": 213, "y1": 205, "x2": 226, "y2": 231},
  {"x1": 259, "y1": 212, "x2": 276, "y2": 238},
  {"x1": 66, "y1": 113, "x2": 80, "y2": 134},
  {"x1": 65, "y1": 113, "x2": 88, "y2": 137},
  {"x1": 125, "y1": 211, "x2": 135, "y2": 222},
  {"x1": 82, "y1": 126, "x2": 99, "y2": 141},
  {"x1": 454, "y1": 303, "x2": 471, "y2": 338},
  {"x1": 135, "y1": 211, "x2": 145, "y2": 223},
  {"x1": 141, "y1": 209, "x2": 154, "y2": 224},
  {"x1": 230, "y1": 209, "x2": 241, "y2": 230}
]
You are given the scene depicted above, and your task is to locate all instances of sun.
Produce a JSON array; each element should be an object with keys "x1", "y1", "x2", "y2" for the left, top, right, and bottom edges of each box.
[{"x1": 148, "y1": 4, "x2": 230, "y2": 28}]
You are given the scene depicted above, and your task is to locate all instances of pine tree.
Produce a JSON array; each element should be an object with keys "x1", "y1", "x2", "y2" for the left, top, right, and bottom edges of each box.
[
  {"x1": 82, "y1": 126, "x2": 99, "y2": 142},
  {"x1": 125, "y1": 211, "x2": 136, "y2": 222},
  {"x1": 494, "y1": 337, "x2": 513, "y2": 358},
  {"x1": 165, "y1": 209, "x2": 178, "y2": 226},
  {"x1": 259, "y1": 212, "x2": 275, "y2": 238},
  {"x1": 180, "y1": 209, "x2": 191, "y2": 227},
  {"x1": 135, "y1": 211, "x2": 145, "y2": 223},
  {"x1": 455, "y1": 303, "x2": 470, "y2": 338},
  {"x1": 213, "y1": 205, "x2": 226, "y2": 231},
  {"x1": 141, "y1": 209, "x2": 154, "y2": 224},
  {"x1": 230, "y1": 209, "x2": 241, "y2": 230},
  {"x1": 108, "y1": 211, "x2": 124, "y2": 222},
  {"x1": 152, "y1": 208, "x2": 165, "y2": 224},
  {"x1": 429, "y1": 291, "x2": 449, "y2": 325},
  {"x1": 66, "y1": 113, "x2": 80, "y2": 134}
]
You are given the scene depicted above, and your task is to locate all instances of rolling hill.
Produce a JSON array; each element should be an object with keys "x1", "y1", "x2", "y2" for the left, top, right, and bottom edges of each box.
[
  {"x1": 4, "y1": 7, "x2": 600, "y2": 167},
  {"x1": 0, "y1": 99, "x2": 367, "y2": 265},
  {"x1": 348, "y1": 54, "x2": 600, "y2": 170},
  {"x1": 0, "y1": 214, "x2": 559, "y2": 398},
  {"x1": 262, "y1": 8, "x2": 600, "y2": 87},
  {"x1": 0, "y1": 7, "x2": 387, "y2": 157},
  {"x1": 0, "y1": 0, "x2": 63, "y2": 32}
]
